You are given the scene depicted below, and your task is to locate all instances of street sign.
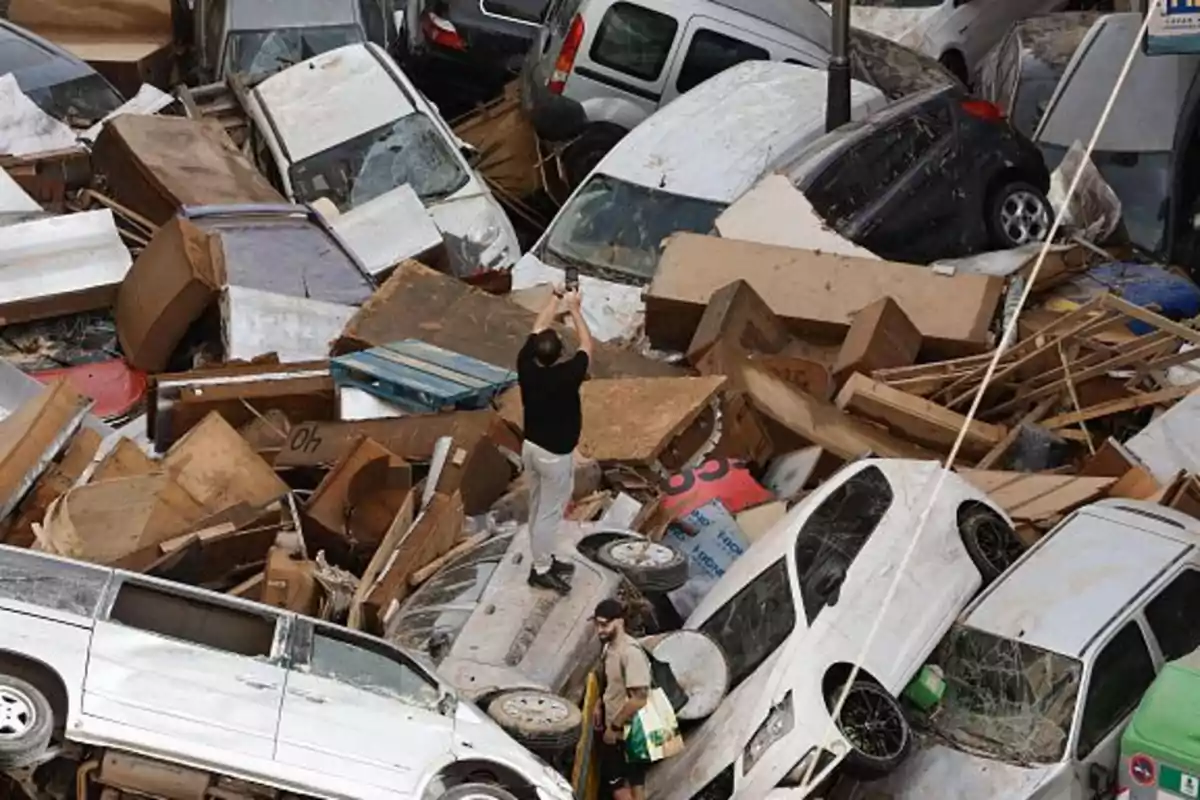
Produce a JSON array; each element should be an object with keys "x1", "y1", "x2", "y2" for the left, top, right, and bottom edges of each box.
[{"x1": 1147, "y1": 0, "x2": 1200, "y2": 55}]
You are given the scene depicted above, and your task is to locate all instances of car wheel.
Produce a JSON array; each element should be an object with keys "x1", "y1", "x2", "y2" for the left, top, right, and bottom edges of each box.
[
  {"x1": 439, "y1": 783, "x2": 520, "y2": 800},
  {"x1": 960, "y1": 506, "x2": 1025, "y2": 582},
  {"x1": 831, "y1": 680, "x2": 912, "y2": 780},
  {"x1": 939, "y1": 50, "x2": 969, "y2": 86},
  {"x1": 596, "y1": 539, "x2": 689, "y2": 594},
  {"x1": 987, "y1": 181, "x2": 1051, "y2": 249},
  {"x1": 561, "y1": 124, "x2": 626, "y2": 188},
  {"x1": 487, "y1": 690, "x2": 582, "y2": 751},
  {"x1": 0, "y1": 675, "x2": 54, "y2": 770}
]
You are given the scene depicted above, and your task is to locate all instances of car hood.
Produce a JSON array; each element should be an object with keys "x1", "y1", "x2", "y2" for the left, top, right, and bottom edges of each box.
[
  {"x1": 866, "y1": 741, "x2": 1058, "y2": 798},
  {"x1": 819, "y1": 5, "x2": 940, "y2": 45},
  {"x1": 510, "y1": 253, "x2": 644, "y2": 343}
]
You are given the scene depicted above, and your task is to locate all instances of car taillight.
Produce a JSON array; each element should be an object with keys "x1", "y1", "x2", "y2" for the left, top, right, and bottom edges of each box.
[
  {"x1": 961, "y1": 99, "x2": 1005, "y2": 122},
  {"x1": 421, "y1": 10, "x2": 466, "y2": 51},
  {"x1": 548, "y1": 14, "x2": 584, "y2": 95}
]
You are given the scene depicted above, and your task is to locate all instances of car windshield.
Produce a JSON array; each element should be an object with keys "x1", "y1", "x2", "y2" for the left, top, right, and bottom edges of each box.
[
  {"x1": 1009, "y1": 74, "x2": 1060, "y2": 139},
  {"x1": 224, "y1": 25, "x2": 364, "y2": 77},
  {"x1": 927, "y1": 625, "x2": 1083, "y2": 765},
  {"x1": 288, "y1": 114, "x2": 470, "y2": 212},
  {"x1": 24, "y1": 73, "x2": 123, "y2": 126},
  {"x1": 389, "y1": 534, "x2": 513, "y2": 664},
  {"x1": 542, "y1": 174, "x2": 727, "y2": 284},
  {"x1": 1040, "y1": 144, "x2": 1171, "y2": 255}
]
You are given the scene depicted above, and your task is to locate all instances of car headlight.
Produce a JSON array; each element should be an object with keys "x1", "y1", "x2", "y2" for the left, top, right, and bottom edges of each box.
[{"x1": 742, "y1": 691, "x2": 794, "y2": 776}]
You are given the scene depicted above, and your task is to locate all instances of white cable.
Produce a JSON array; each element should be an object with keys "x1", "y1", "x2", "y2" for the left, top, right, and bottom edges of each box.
[{"x1": 794, "y1": 11, "x2": 1154, "y2": 795}]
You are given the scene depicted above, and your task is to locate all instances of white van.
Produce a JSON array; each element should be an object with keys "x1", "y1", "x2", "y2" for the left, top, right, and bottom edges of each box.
[{"x1": 510, "y1": 60, "x2": 887, "y2": 342}]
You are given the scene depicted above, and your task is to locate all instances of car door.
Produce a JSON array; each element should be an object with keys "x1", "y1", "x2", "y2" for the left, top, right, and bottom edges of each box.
[
  {"x1": 570, "y1": 0, "x2": 679, "y2": 120},
  {"x1": 82, "y1": 576, "x2": 289, "y2": 759},
  {"x1": 1068, "y1": 620, "x2": 1160, "y2": 798},
  {"x1": 660, "y1": 18, "x2": 770, "y2": 105},
  {"x1": 276, "y1": 620, "x2": 454, "y2": 794}
]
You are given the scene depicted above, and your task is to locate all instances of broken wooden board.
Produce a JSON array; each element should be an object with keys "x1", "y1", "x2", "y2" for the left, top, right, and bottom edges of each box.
[
  {"x1": 1, "y1": 427, "x2": 102, "y2": 548},
  {"x1": 740, "y1": 361, "x2": 935, "y2": 462},
  {"x1": 348, "y1": 489, "x2": 415, "y2": 631},
  {"x1": 833, "y1": 297, "x2": 922, "y2": 384},
  {"x1": 90, "y1": 436, "x2": 156, "y2": 483},
  {"x1": 163, "y1": 411, "x2": 289, "y2": 517},
  {"x1": 835, "y1": 373, "x2": 1007, "y2": 456},
  {"x1": 496, "y1": 376, "x2": 726, "y2": 463},
  {"x1": 957, "y1": 470, "x2": 1116, "y2": 523},
  {"x1": 305, "y1": 436, "x2": 412, "y2": 549},
  {"x1": 686, "y1": 279, "x2": 791, "y2": 365}
]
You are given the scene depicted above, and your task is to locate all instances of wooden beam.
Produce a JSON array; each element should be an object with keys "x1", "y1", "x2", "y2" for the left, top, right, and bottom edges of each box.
[
  {"x1": 1041, "y1": 385, "x2": 1196, "y2": 429},
  {"x1": 975, "y1": 396, "x2": 1058, "y2": 469}
]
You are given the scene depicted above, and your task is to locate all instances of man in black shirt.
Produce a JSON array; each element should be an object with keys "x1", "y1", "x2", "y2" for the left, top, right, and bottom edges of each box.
[{"x1": 517, "y1": 287, "x2": 593, "y2": 594}]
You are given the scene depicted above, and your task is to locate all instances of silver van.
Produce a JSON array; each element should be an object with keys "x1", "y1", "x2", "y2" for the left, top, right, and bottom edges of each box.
[{"x1": 519, "y1": 0, "x2": 832, "y2": 179}]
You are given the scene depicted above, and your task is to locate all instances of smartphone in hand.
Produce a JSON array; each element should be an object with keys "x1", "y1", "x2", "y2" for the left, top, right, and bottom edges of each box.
[{"x1": 565, "y1": 266, "x2": 579, "y2": 292}]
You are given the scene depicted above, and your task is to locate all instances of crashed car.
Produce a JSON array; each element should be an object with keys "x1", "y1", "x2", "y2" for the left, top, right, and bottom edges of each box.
[
  {"x1": 0, "y1": 544, "x2": 573, "y2": 800},
  {"x1": 242, "y1": 43, "x2": 520, "y2": 278},
  {"x1": 511, "y1": 60, "x2": 888, "y2": 343},
  {"x1": 781, "y1": 83, "x2": 1052, "y2": 265},
  {"x1": 869, "y1": 500, "x2": 1200, "y2": 800},
  {"x1": 975, "y1": 12, "x2": 1100, "y2": 139},
  {"x1": 191, "y1": 0, "x2": 397, "y2": 82},
  {"x1": 387, "y1": 521, "x2": 690, "y2": 752},
  {"x1": 0, "y1": 18, "x2": 124, "y2": 126},
  {"x1": 644, "y1": 458, "x2": 1025, "y2": 800}
]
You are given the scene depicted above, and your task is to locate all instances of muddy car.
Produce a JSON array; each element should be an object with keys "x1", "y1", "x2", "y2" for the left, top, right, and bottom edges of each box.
[
  {"x1": 869, "y1": 500, "x2": 1200, "y2": 800},
  {"x1": 644, "y1": 459, "x2": 1024, "y2": 800},
  {"x1": 387, "y1": 521, "x2": 690, "y2": 752},
  {"x1": 0, "y1": 544, "x2": 573, "y2": 800}
]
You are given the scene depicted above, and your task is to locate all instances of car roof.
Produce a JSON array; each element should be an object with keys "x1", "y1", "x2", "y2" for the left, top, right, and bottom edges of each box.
[
  {"x1": 593, "y1": 61, "x2": 884, "y2": 203},
  {"x1": 0, "y1": 18, "x2": 97, "y2": 93},
  {"x1": 963, "y1": 501, "x2": 1200, "y2": 657},
  {"x1": 253, "y1": 43, "x2": 417, "y2": 163},
  {"x1": 228, "y1": 0, "x2": 359, "y2": 30},
  {"x1": 707, "y1": 0, "x2": 831, "y2": 52},
  {"x1": 1036, "y1": 12, "x2": 1200, "y2": 153},
  {"x1": 1009, "y1": 12, "x2": 1102, "y2": 73}
]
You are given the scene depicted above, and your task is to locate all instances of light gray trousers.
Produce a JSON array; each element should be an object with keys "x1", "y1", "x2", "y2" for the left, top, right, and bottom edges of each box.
[{"x1": 522, "y1": 440, "x2": 574, "y2": 572}]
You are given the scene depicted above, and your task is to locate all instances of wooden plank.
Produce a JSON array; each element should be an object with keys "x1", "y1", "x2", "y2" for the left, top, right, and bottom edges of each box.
[
  {"x1": 348, "y1": 490, "x2": 414, "y2": 631},
  {"x1": 1041, "y1": 384, "x2": 1195, "y2": 429},
  {"x1": 1104, "y1": 294, "x2": 1200, "y2": 349},
  {"x1": 835, "y1": 373, "x2": 1006, "y2": 455},
  {"x1": 958, "y1": 470, "x2": 1116, "y2": 522},
  {"x1": 497, "y1": 376, "x2": 726, "y2": 463},
  {"x1": 975, "y1": 396, "x2": 1057, "y2": 469},
  {"x1": 741, "y1": 362, "x2": 935, "y2": 461},
  {"x1": 366, "y1": 491, "x2": 465, "y2": 625}
]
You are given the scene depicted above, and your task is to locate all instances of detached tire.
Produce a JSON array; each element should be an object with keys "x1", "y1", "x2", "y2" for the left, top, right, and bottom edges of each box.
[
  {"x1": 987, "y1": 181, "x2": 1051, "y2": 249},
  {"x1": 830, "y1": 680, "x2": 912, "y2": 780},
  {"x1": 596, "y1": 539, "x2": 689, "y2": 594},
  {"x1": 960, "y1": 506, "x2": 1025, "y2": 582},
  {"x1": 0, "y1": 675, "x2": 53, "y2": 770},
  {"x1": 440, "y1": 784, "x2": 520, "y2": 800},
  {"x1": 487, "y1": 690, "x2": 582, "y2": 751}
]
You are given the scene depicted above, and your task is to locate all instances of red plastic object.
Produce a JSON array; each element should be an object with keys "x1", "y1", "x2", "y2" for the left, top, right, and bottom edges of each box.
[
  {"x1": 549, "y1": 14, "x2": 585, "y2": 95},
  {"x1": 961, "y1": 99, "x2": 1005, "y2": 122},
  {"x1": 32, "y1": 359, "x2": 147, "y2": 421},
  {"x1": 661, "y1": 458, "x2": 775, "y2": 519}
]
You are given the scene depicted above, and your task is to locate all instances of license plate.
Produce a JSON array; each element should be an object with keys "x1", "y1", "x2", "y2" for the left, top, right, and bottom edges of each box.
[{"x1": 1160, "y1": 765, "x2": 1200, "y2": 798}]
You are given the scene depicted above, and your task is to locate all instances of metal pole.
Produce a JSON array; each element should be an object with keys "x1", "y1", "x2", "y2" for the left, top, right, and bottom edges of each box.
[{"x1": 826, "y1": 0, "x2": 851, "y2": 132}]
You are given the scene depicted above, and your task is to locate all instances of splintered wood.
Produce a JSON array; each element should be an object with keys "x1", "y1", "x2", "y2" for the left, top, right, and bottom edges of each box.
[{"x1": 868, "y1": 293, "x2": 1200, "y2": 467}]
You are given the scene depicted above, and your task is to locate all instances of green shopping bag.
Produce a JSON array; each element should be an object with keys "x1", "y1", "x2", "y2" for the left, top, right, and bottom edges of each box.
[{"x1": 623, "y1": 686, "x2": 684, "y2": 764}]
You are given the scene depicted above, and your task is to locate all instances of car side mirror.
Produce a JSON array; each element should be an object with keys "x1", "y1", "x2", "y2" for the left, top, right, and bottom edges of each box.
[
  {"x1": 438, "y1": 691, "x2": 457, "y2": 718},
  {"x1": 1088, "y1": 763, "x2": 1112, "y2": 794}
]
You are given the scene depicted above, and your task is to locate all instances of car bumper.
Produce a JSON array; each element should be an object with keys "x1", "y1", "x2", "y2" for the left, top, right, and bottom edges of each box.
[{"x1": 520, "y1": 64, "x2": 587, "y2": 141}]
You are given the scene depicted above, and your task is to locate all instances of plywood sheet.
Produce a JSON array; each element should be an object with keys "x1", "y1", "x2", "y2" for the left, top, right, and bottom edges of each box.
[
  {"x1": 497, "y1": 376, "x2": 726, "y2": 463},
  {"x1": 957, "y1": 470, "x2": 1116, "y2": 522}
]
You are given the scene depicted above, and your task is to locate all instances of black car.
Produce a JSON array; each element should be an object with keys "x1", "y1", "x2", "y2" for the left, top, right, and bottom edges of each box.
[
  {"x1": 402, "y1": 0, "x2": 546, "y2": 80},
  {"x1": 781, "y1": 84, "x2": 1052, "y2": 265},
  {"x1": 0, "y1": 19, "x2": 124, "y2": 126}
]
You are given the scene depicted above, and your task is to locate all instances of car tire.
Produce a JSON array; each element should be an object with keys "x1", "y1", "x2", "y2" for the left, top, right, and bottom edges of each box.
[
  {"x1": 830, "y1": 679, "x2": 912, "y2": 780},
  {"x1": 561, "y1": 124, "x2": 626, "y2": 189},
  {"x1": 596, "y1": 539, "x2": 689, "y2": 594},
  {"x1": 439, "y1": 783, "x2": 520, "y2": 800},
  {"x1": 960, "y1": 506, "x2": 1025, "y2": 583},
  {"x1": 987, "y1": 181, "x2": 1051, "y2": 249},
  {"x1": 487, "y1": 690, "x2": 582, "y2": 751},
  {"x1": 0, "y1": 675, "x2": 54, "y2": 770},
  {"x1": 939, "y1": 50, "x2": 969, "y2": 86}
]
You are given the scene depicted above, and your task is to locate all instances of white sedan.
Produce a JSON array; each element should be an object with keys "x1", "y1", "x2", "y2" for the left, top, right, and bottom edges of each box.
[{"x1": 645, "y1": 458, "x2": 1025, "y2": 799}]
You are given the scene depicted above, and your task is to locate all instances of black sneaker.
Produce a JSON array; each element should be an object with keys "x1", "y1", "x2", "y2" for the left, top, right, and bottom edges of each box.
[
  {"x1": 550, "y1": 557, "x2": 576, "y2": 578},
  {"x1": 528, "y1": 567, "x2": 571, "y2": 595}
]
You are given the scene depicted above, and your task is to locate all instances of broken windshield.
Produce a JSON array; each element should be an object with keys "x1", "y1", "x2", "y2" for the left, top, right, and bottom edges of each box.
[
  {"x1": 288, "y1": 113, "x2": 469, "y2": 212},
  {"x1": 542, "y1": 174, "x2": 726, "y2": 284},
  {"x1": 24, "y1": 73, "x2": 123, "y2": 126},
  {"x1": 224, "y1": 25, "x2": 364, "y2": 77},
  {"x1": 928, "y1": 625, "x2": 1082, "y2": 765}
]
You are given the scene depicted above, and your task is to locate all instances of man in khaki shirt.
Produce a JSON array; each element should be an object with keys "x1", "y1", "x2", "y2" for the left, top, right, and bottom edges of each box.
[{"x1": 593, "y1": 599, "x2": 651, "y2": 800}]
